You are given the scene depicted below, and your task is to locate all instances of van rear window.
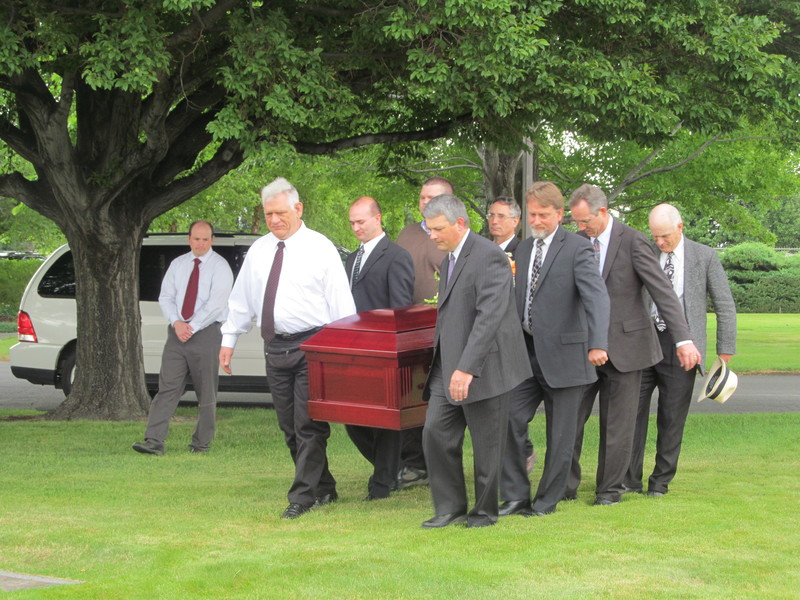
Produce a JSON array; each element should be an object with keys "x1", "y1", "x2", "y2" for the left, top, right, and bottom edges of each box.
[{"x1": 38, "y1": 245, "x2": 242, "y2": 301}]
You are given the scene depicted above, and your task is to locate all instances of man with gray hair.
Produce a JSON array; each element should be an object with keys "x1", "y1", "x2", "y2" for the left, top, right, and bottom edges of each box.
[
  {"x1": 487, "y1": 196, "x2": 522, "y2": 256},
  {"x1": 419, "y1": 193, "x2": 531, "y2": 528},
  {"x1": 625, "y1": 203, "x2": 736, "y2": 497},
  {"x1": 565, "y1": 184, "x2": 702, "y2": 506},
  {"x1": 220, "y1": 177, "x2": 356, "y2": 519}
]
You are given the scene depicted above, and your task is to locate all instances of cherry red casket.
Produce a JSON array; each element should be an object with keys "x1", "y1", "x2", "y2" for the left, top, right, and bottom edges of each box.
[{"x1": 301, "y1": 305, "x2": 437, "y2": 430}]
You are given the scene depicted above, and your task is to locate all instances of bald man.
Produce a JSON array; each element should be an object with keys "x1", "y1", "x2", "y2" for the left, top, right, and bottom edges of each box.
[
  {"x1": 346, "y1": 196, "x2": 415, "y2": 500},
  {"x1": 625, "y1": 203, "x2": 736, "y2": 497}
]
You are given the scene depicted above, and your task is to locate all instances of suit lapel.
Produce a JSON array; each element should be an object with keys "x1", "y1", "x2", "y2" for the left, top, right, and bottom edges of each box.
[
  {"x1": 515, "y1": 238, "x2": 533, "y2": 314},
  {"x1": 356, "y1": 236, "x2": 387, "y2": 282},
  {"x1": 532, "y1": 227, "x2": 564, "y2": 298}
]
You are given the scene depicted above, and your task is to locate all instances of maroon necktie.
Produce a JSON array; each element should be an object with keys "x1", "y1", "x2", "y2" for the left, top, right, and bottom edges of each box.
[
  {"x1": 261, "y1": 241, "x2": 285, "y2": 343},
  {"x1": 180, "y1": 258, "x2": 201, "y2": 320}
]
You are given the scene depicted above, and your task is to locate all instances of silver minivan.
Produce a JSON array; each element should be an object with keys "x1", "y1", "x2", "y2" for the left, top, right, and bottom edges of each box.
[{"x1": 10, "y1": 233, "x2": 270, "y2": 397}]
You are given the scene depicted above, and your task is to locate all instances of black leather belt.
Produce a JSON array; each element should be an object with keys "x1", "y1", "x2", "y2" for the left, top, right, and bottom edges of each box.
[{"x1": 274, "y1": 326, "x2": 323, "y2": 341}]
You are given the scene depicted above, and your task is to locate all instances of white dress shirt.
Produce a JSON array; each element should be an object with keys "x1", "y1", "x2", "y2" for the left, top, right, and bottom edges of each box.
[
  {"x1": 497, "y1": 234, "x2": 516, "y2": 251},
  {"x1": 159, "y1": 249, "x2": 233, "y2": 332},
  {"x1": 651, "y1": 235, "x2": 686, "y2": 317},
  {"x1": 592, "y1": 215, "x2": 614, "y2": 274},
  {"x1": 221, "y1": 223, "x2": 356, "y2": 348}
]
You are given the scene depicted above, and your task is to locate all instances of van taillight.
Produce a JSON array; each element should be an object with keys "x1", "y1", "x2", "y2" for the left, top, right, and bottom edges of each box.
[{"x1": 17, "y1": 311, "x2": 37, "y2": 342}]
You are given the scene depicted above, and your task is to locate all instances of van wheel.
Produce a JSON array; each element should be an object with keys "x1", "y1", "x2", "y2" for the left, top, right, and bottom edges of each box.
[{"x1": 60, "y1": 350, "x2": 76, "y2": 396}]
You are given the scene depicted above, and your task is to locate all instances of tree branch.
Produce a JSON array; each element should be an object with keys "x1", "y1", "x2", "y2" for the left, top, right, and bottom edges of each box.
[
  {"x1": 143, "y1": 139, "x2": 244, "y2": 224},
  {"x1": 291, "y1": 116, "x2": 472, "y2": 155},
  {"x1": 166, "y1": 0, "x2": 240, "y2": 49}
]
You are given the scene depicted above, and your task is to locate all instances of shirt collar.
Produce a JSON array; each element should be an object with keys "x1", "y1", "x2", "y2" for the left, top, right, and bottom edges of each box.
[
  {"x1": 361, "y1": 231, "x2": 386, "y2": 254},
  {"x1": 452, "y1": 229, "x2": 470, "y2": 262}
]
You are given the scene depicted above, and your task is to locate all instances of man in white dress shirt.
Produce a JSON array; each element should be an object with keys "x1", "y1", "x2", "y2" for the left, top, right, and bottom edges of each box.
[
  {"x1": 220, "y1": 178, "x2": 356, "y2": 519},
  {"x1": 132, "y1": 220, "x2": 233, "y2": 455}
]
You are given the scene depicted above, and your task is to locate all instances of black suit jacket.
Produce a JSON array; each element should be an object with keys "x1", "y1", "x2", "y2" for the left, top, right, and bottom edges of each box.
[
  {"x1": 346, "y1": 235, "x2": 414, "y2": 312},
  {"x1": 503, "y1": 235, "x2": 520, "y2": 259}
]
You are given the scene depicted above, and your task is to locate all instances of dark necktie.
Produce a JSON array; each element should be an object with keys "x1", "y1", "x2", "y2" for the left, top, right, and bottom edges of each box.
[
  {"x1": 592, "y1": 238, "x2": 601, "y2": 268},
  {"x1": 260, "y1": 241, "x2": 285, "y2": 343},
  {"x1": 447, "y1": 253, "x2": 455, "y2": 284},
  {"x1": 180, "y1": 258, "x2": 201, "y2": 321},
  {"x1": 526, "y1": 239, "x2": 544, "y2": 332},
  {"x1": 351, "y1": 246, "x2": 364, "y2": 287},
  {"x1": 654, "y1": 251, "x2": 675, "y2": 332}
]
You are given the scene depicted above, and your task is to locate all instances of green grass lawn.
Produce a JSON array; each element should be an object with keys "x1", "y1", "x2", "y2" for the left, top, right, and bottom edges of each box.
[
  {"x1": 4, "y1": 312, "x2": 800, "y2": 372},
  {"x1": 1, "y1": 408, "x2": 798, "y2": 599}
]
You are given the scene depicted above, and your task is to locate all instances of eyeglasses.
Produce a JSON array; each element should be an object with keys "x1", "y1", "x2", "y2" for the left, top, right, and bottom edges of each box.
[{"x1": 487, "y1": 213, "x2": 516, "y2": 221}]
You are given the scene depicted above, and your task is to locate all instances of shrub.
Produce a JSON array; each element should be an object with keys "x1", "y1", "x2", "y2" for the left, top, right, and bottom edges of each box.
[
  {"x1": 730, "y1": 272, "x2": 800, "y2": 313},
  {"x1": 0, "y1": 259, "x2": 42, "y2": 318},
  {"x1": 720, "y1": 242, "x2": 781, "y2": 273}
]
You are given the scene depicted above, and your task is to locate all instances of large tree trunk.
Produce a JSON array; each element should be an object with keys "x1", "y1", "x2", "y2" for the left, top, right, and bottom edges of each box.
[
  {"x1": 48, "y1": 212, "x2": 150, "y2": 420},
  {"x1": 477, "y1": 145, "x2": 524, "y2": 201}
]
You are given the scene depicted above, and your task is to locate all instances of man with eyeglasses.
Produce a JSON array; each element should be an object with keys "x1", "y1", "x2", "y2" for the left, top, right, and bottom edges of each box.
[
  {"x1": 486, "y1": 196, "x2": 537, "y2": 475},
  {"x1": 487, "y1": 196, "x2": 521, "y2": 257}
]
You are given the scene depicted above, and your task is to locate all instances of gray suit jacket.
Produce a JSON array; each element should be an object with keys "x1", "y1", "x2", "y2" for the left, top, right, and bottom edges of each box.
[
  {"x1": 591, "y1": 219, "x2": 692, "y2": 373},
  {"x1": 426, "y1": 231, "x2": 531, "y2": 405},
  {"x1": 650, "y1": 237, "x2": 736, "y2": 375},
  {"x1": 515, "y1": 226, "x2": 610, "y2": 388},
  {"x1": 346, "y1": 236, "x2": 414, "y2": 312}
]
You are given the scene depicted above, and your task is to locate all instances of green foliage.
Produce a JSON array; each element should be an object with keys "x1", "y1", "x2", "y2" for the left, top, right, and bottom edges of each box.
[
  {"x1": 0, "y1": 259, "x2": 41, "y2": 316},
  {"x1": 729, "y1": 274, "x2": 800, "y2": 313},
  {"x1": 0, "y1": 200, "x2": 66, "y2": 254},
  {"x1": 718, "y1": 244, "x2": 799, "y2": 312},
  {"x1": 720, "y1": 242, "x2": 782, "y2": 274}
]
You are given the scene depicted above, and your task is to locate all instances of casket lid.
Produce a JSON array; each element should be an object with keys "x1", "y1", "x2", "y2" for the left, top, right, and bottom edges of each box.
[{"x1": 325, "y1": 304, "x2": 436, "y2": 333}]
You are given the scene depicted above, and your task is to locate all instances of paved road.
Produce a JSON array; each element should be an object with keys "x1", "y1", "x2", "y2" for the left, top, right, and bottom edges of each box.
[{"x1": 1, "y1": 360, "x2": 798, "y2": 413}]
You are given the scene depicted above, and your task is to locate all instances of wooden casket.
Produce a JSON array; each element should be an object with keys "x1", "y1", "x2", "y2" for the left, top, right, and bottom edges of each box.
[{"x1": 302, "y1": 305, "x2": 437, "y2": 430}]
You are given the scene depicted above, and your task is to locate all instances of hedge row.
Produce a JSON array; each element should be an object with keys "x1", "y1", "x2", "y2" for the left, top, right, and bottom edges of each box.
[
  {"x1": 0, "y1": 260, "x2": 42, "y2": 318},
  {"x1": 719, "y1": 243, "x2": 800, "y2": 313}
]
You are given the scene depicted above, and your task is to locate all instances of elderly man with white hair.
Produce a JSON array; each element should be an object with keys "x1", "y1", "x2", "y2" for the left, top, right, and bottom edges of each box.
[
  {"x1": 625, "y1": 203, "x2": 737, "y2": 497},
  {"x1": 220, "y1": 177, "x2": 356, "y2": 519}
]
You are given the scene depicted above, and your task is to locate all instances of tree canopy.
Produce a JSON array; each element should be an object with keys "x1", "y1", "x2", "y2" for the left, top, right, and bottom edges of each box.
[{"x1": 1, "y1": 0, "x2": 798, "y2": 419}]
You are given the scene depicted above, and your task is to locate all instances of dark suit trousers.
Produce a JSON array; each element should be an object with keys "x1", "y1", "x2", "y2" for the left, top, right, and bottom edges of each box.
[
  {"x1": 266, "y1": 335, "x2": 335, "y2": 507},
  {"x1": 345, "y1": 425, "x2": 401, "y2": 498},
  {"x1": 145, "y1": 323, "x2": 221, "y2": 449},
  {"x1": 567, "y1": 360, "x2": 642, "y2": 502},
  {"x1": 400, "y1": 427, "x2": 427, "y2": 471},
  {"x1": 501, "y1": 334, "x2": 583, "y2": 514},
  {"x1": 627, "y1": 330, "x2": 697, "y2": 494},
  {"x1": 423, "y1": 364, "x2": 510, "y2": 527}
]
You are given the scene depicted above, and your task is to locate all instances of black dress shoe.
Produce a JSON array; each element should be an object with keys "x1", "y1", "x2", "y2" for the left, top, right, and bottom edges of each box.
[
  {"x1": 621, "y1": 484, "x2": 642, "y2": 495},
  {"x1": 467, "y1": 519, "x2": 496, "y2": 528},
  {"x1": 281, "y1": 503, "x2": 312, "y2": 519},
  {"x1": 364, "y1": 492, "x2": 389, "y2": 501},
  {"x1": 530, "y1": 510, "x2": 553, "y2": 517},
  {"x1": 646, "y1": 490, "x2": 666, "y2": 498},
  {"x1": 313, "y1": 492, "x2": 339, "y2": 508},
  {"x1": 498, "y1": 499, "x2": 532, "y2": 517},
  {"x1": 592, "y1": 497, "x2": 620, "y2": 506},
  {"x1": 421, "y1": 512, "x2": 467, "y2": 529},
  {"x1": 132, "y1": 440, "x2": 164, "y2": 455}
]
